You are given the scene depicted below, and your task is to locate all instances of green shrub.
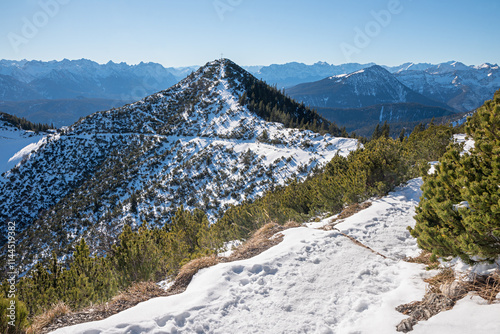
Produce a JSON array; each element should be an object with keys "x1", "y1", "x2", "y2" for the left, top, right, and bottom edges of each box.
[
  {"x1": 410, "y1": 90, "x2": 500, "y2": 263},
  {"x1": 0, "y1": 297, "x2": 28, "y2": 333}
]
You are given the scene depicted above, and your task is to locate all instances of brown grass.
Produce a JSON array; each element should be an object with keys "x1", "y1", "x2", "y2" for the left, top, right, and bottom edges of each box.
[
  {"x1": 338, "y1": 202, "x2": 372, "y2": 220},
  {"x1": 424, "y1": 268, "x2": 455, "y2": 294},
  {"x1": 36, "y1": 281, "x2": 169, "y2": 334},
  {"x1": 110, "y1": 281, "x2": 170, "y2": 308},
  {"x1": 422, "y1": 268, "x2": 500, "y2": 303},
  {"x1": 167, "y1": 255, "x2": 220, "y2": 295},
  {"x1": 27, "y1": 302, "x2": 71, "y2": 334},
  {"x1": 283, "y1": 220, "x2": 302, "y2": 229},
  {"x1": 36, "y1": 222, "x2": 299, "y2": 333},
  {"x1": 321, "y1": 201, "x2": 372, "y2": 230},
  {"x1": 226, "y1": 223, "x2": 285, "y2": 261},
  {"x1": 465, "y1": 271, "x2": 500, "y2": 303},
  {"x1": 405, "y1": 251, "x2": 440, "y2": 270}
]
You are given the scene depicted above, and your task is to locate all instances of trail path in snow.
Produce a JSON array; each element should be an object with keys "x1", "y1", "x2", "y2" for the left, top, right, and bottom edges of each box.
[{"x1": 51, "y1": 178, "x2": 500, "y2": 334}]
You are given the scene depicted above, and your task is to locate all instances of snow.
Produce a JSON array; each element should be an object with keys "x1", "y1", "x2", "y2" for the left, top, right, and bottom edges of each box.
[
  {"x1": 0, "y1": 59, "x2": 360, "y2": 262},
  {"x1": 50, "y1": 177, "x2": 499, "y2": 334},
  {"x1": 37, "y1": 179, "x2": 449, "y2": 332},
  {"x1": 412, "y1": 295, "x2": 500, "y2": 334},
  {"x1": 218, "y1": 240, "x2": 243, "y2": 257},
  {"x1": 0, "y1": 122, "x2": 46, "y2": 174},
  {"x1": 453, "y1": 133, "x2": 474, "y2": 154},
  {"x1": 445, "y1": 256, "x2": 500, "y2": 277},
  {"x1": 8, "y1": 136, "x2": 46, "y2": 164}
]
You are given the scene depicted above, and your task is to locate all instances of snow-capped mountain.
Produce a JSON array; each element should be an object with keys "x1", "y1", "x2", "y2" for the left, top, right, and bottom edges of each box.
[
  {"x1": 0, "y1": 59, "x2": 194, "y2": 127},
  {"x1": 385, "y1": 62, "x2": 435, "y2": 73},
  {"x1": 286, "y1": 65, "x2": 448, "y2": 110},
  {"x1": 0, "y1": 59, "x2": 358, "y2": 271},
  {"x1": 0, "y1": 59, "x2": 179, "y2": 101},
  {"x1": 249, "y1": 60, "x2": 500, "y2": 113},
  {"x1": 394, "y1": 61, "x2": 500, "y2": 112},
  {"x1": 248, "y1": 61, "x2": 375, "y2": 88},
  {"x1": 318, "y1": 103, "x2": 456, "y2": 137}
]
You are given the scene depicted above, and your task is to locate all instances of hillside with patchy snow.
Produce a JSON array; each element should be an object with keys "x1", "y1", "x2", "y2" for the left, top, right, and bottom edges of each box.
[
  {"x1": 0, "y1": 59, "x2": 357, "y2": 271},
  {"x1": 49, "y1": 178, "x2": 500, "y2": 334}
]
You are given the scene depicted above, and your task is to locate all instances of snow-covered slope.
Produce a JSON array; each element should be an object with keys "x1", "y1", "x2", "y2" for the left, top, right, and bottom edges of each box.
[
  {"x1": 0, "y1": 118, "x2": 46, "y2": 173},
  {"x1": 249, "y1": 61, "x2": 375, "y2": 88},
  {"x1": 50, "y1": 178, "x2": 500, "y2": 334},
  {"x1": 0, "y1": 59, "x2": 358, "y2": 270},
  {"x1": 395, "y1": 61, "x2": 500, "y2": 112},
  {"x1": 286, "y1": 65, "x2": 448, "y2": 110}
]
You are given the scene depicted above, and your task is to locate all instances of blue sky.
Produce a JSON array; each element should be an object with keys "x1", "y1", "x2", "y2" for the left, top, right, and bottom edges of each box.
[{"x1": 1, "y1": 0, "x2": 499, "y2": 67}]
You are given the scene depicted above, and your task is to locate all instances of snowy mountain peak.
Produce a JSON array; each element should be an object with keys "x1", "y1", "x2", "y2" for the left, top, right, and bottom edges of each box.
[
  {"x1": 0, "y1": 58, "x2": 357, "y2": 271},
  {"x1": 429, "y1": 61, "x2": 470, "y2": 74},
  {"x1": 474, "y1": 62, "x2": 499, "y2": 70},
  {"x1": 287, "y1": 65, "x2": 446, "y2": 109}
]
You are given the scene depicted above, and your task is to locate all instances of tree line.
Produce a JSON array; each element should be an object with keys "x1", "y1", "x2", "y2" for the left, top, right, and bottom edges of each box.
[{"x1": 0, "y1": 112, "x2": 54, "y2": 133}]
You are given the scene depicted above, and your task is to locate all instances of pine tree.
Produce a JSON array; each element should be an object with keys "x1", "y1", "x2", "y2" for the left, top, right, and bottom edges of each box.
[
  {"x1": 410, "y1": 90, "x2": 500, "y2": 263},
  {"x1": 381, "y1": 121, "x2": 390, "y2": 138},
  {"x1": 372, "y1": 124, "x2": 381, "y2": 140},
  {"x1": 399, "y1": 128, "x2": 406, "y2": 142}
]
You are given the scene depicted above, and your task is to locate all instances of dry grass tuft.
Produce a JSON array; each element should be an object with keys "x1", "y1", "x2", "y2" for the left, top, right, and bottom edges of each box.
[
  {"x1": 167, "y1": 255, "x2": 220, "y2": 294},
  {"x1": 27, "y1": 302, "x2": 71, "y2": 334},
  {"x1": 424, "y1": 268, "x2": 455, "y2": 294},
  {"x1": 405, "y1": 251, "x2": 440, "y2": 270},
  {"x1": 466, "y1": 271, "x2": 500, "y2": 303},
  {"x1": 111, "y1": 281, "x2": 169, "y2": 307},
  {"x1": 321, "y1": 202, "x2": 372, "y2": 230},
  {"x1": 36, "y1": 282, "x2": 169, "y2": 334},
  {"x1": 338, "y1": 202, "x2": 372, "y2": 220},
  {"x1": 283, "y1": 220, "x2": 302, "y2": 228},
  {"x1": 227, "y1": 223, "x2": 285, "y2": 261}
]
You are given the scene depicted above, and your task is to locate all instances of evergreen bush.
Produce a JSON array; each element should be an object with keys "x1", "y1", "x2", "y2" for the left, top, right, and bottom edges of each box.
[{"x1": 410, "y1": 90, "x2": 500, "y2": 263}]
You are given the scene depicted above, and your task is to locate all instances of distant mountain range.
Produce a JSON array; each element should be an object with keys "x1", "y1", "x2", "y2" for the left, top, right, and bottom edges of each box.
[
  {"x1": 247, "y1": 61, "x2": 374, "y2": 88},
  {"x1": 253, "y1": 61, "x2": 500, "y2": 113},
  {"x1": 0, "y1": 59, "x2": 197, "y2": 126},
  {"x1": 0, "y1": 59, "x2": 498, "y2": 128},
  {"x1": 393, "y1": 62, "x2": 500, "y2": 112},
  {"x1": 286, "y1": 65, "x2": 450, "y2": 110}
]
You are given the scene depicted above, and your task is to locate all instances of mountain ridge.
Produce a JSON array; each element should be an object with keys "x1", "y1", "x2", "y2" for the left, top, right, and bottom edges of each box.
[
  {"x1": 286, "y1": 65, "x2": 450, "y2": 110},
  {"x1": 1, "y1": 59, "x2": 498, "y2": 126},
  {"x1": 0, "y1": 58, "x2": 357, "y2": 272}
]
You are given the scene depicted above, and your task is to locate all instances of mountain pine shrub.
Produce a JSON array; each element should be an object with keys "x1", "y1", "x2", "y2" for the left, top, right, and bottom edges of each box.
[
  {"x1": 0, "y1": 297, "x2": 28, "y2": 333},
  {"x1": 410, "y1": 90, "x2": 500, "y2": 263}
]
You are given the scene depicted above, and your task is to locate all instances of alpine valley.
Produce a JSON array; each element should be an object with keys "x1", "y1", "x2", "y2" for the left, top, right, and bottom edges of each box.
[{"x1": 0, "y1": 59, "x2": 358, "y2": 271}]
